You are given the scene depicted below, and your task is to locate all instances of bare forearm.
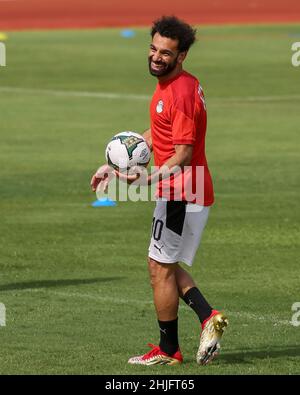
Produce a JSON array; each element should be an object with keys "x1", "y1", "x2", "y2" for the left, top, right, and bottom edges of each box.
[
  {"x1": 142, "y1": 128, "x2": 153, "y2": 152},
  {"x1": 116, "y1": 144, "x2": 193, "y2": 186},
  {"x1": 147, "y1": 144, "x2": 193, "y2": 185},
  {"x1": 164, "y1": 151, "x2": 190, "y2": 169}
]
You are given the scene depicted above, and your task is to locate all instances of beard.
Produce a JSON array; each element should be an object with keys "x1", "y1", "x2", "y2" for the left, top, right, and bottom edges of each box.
[{"x1": 148, "y1": 55, "x2": 178, "y2": 77}]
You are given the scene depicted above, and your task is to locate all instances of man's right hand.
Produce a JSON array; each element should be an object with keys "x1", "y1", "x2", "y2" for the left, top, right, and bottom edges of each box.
[{"x1": 90, "y1": 164, "x2": 114, "y2": 192}]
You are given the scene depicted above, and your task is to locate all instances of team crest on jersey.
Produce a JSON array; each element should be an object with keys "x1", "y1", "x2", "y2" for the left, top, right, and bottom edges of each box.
[{"x1": 156, "y1": 100, "x2": 164, "y2": 114}]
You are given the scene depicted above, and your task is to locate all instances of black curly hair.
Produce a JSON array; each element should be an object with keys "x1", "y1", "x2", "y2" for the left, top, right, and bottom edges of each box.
[{"x1": 151, "y1": 16, "x2": 197, "y2": 52}]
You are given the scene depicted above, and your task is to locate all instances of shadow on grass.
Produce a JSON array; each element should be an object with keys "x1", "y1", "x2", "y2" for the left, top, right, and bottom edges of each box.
[
  {"x1": 0, "y1": 277, "x2": 125, "y2": 292},
  {"x1": 217, "y1": 345, "x2": 300, "y2": 364}
]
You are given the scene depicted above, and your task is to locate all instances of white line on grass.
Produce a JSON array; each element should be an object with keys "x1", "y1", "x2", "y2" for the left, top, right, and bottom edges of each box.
[
  {"x1": 52, "y1": 290, "x2": 153, "y2": 306},
  {"x1": 0, "y1": 86, "x2": 150, "y2": 101},
  {"x1": 1, "y1": 86, "x2": 300, "y2": 103},
  {"x1": 51, "y1": 290, "x2": 290, "y2": 326}
]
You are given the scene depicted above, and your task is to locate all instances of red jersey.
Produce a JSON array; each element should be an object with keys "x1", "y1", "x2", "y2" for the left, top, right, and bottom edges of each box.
[{"x1": 150, "y1": 70, "x2": 214, "y2": 206}]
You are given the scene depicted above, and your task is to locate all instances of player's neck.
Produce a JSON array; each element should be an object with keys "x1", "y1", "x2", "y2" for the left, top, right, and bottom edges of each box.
[{"x1": 157, "y1": 65, "x2": 183, "y2": 84}]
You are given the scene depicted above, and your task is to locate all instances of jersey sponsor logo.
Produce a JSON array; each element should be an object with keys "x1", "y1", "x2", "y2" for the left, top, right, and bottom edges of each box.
[
  {"x1": 198, "y1": 84, "x2": 207, "y2": 111},
  {"x1": 156, "y1": 100, "x2": 164, "y2": 114}
]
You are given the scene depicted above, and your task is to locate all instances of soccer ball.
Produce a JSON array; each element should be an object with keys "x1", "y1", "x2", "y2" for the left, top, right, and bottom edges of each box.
[{"x1": 105, "y1": 131, "x2": 151, "y2": 171}]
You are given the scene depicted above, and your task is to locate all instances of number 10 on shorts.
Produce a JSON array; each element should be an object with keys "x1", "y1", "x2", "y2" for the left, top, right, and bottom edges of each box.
[{"x1": 152, "y1": 218, "x2": 164, "y2": 241}]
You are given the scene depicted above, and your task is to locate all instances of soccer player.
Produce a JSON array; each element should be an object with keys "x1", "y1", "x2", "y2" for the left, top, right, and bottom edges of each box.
[{"x1": 91, "y1": 16, "x2": 228, "y2": 366}]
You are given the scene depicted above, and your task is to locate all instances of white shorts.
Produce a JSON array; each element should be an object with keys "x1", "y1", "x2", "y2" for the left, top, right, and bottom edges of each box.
[{"x1": 148, "y1": 200, "x2": 210, "y2": 267}]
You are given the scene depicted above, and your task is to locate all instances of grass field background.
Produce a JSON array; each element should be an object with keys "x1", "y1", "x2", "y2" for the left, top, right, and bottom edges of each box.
[{"x1": 0, "y1": 24, "x2": 299, "y2": 374}]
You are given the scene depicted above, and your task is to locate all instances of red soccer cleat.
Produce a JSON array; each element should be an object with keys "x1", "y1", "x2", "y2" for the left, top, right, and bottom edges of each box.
[{"x1": 128, "y1": 343, "x2": 183, "y2": 366}]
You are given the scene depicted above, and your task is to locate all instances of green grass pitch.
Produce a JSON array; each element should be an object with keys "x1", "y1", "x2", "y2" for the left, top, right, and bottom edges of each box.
[{"x1": 0, "y1": 24, "x2": 299, "y2": 374}]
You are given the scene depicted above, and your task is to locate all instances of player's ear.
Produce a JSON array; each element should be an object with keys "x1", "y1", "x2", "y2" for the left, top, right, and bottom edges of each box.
[{"x1": 177, "y1": 51, "x2": 187, "y2": 64}]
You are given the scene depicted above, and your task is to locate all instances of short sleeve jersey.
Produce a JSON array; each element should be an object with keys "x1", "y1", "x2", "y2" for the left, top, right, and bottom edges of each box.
[{"x1": 150, "y1": 70, "x2": 214, "y2": 206}]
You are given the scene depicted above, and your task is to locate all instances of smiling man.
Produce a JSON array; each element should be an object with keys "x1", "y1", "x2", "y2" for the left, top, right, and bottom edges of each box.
[
  {"x1": 91, "y1": 16, "x2": 228, "y2": 367},
  {"x1": 128, "y1": 16, "x2": 228, "y2": 367}
]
